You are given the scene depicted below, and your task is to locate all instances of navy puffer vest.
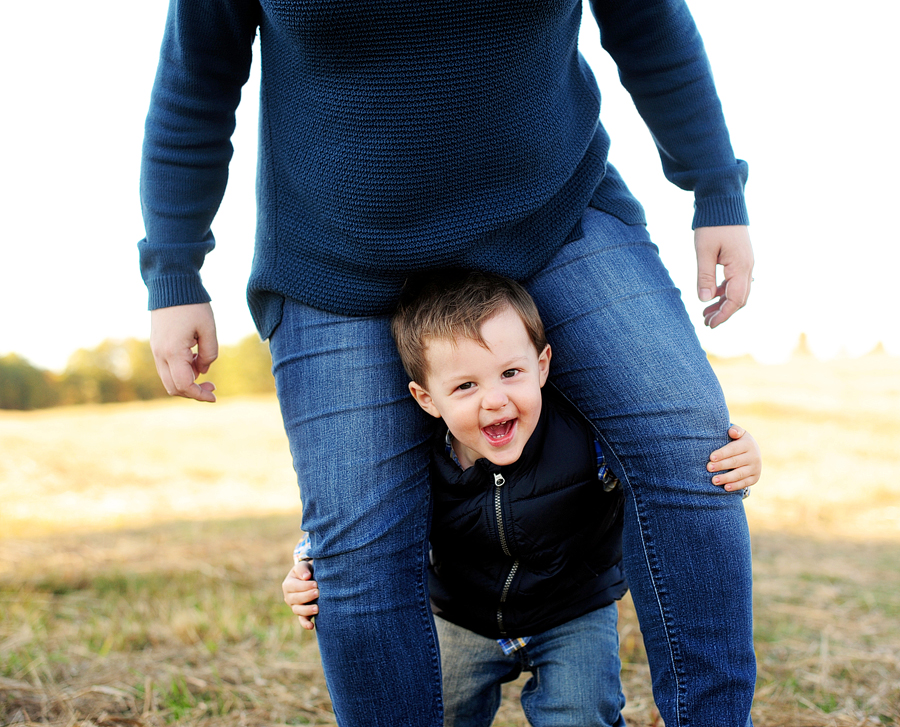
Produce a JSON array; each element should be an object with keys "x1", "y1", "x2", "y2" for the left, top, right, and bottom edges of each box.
[{"x1": 428, "y1": 386, "x2": 627, "y2": 639}]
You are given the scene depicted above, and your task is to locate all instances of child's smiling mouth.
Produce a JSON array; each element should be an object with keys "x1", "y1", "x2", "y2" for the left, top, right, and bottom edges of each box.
[{"x1": 482, "y1": 419, "x2": 517, "y2": 447}]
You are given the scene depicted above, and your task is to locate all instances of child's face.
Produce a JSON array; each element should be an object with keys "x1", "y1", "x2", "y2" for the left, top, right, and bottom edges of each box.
[{"x1": 409, "y1": 307, "x2": 551, "y2": 470}]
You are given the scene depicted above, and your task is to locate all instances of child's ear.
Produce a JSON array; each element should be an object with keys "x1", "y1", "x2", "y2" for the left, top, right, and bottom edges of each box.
[
  {"x1": 538, "y1": 344, "x2": 551, "y2": 387},
  {"x1": 409, "y1": 381, "x2": 441, "y2": 418}
]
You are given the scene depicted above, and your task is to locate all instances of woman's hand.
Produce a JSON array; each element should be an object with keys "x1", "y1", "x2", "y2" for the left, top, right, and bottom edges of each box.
[
  {"x1": 150, "y1": 303, "x2": 219, "y2": 402},
  {"x1": 694, "y1": 225, "x2": 754, "y2": 328}
]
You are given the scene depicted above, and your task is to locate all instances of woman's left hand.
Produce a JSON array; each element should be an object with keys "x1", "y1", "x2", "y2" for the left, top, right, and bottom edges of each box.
[{"x1": 694, "y1": 225, "x2": 755, "y2": 328}]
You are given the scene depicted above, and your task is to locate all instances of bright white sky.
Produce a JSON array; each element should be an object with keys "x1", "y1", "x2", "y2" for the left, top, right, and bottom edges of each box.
[{"x1": 2, "y1": 0, "x2": 898, "y2": 372}]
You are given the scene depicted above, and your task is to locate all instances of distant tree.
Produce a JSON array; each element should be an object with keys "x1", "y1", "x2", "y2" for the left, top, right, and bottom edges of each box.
[
  {"x1": 60, "y1": 338, "x2": 165, "y2": 404},
  {"x1": 202, "y1": 335, "x2": 275, "y2": 395},
  {"x1": 63, "y1": 341, "x2": 133, "y2": 404},
  {"x1": 0, "y1": 354, "x2": 60, "y2": 410},
  {"x1": 123, "y1": 338, "x2": 168, "y2": 400},
  {"x1": 1, "y1": 335, "x2": 273, "y2": 410}
]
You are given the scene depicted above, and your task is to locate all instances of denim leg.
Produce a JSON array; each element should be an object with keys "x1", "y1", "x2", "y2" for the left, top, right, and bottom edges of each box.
[
  {"x1": 518, "y1": 603, "x2": 626, "y2": 727},
  {"x1": 269, "y1": 298, "x2": 442, "y2": 726},
  {"x1": 435, "y1": 616, "x2": 521, "y2": 727},
  {"x1": 525, "y1": 209, "x2": 755, "y2": 727}
]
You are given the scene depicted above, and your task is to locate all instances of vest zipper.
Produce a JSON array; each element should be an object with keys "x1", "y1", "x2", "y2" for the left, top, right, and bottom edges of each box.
[
  {"x1": 493, "y1": 472, "x2": 510, "y2": 556},
  {"x1": 493, "y1": 471, "x2": 518, "y2": 636},
  {"x1": 497, "y1": 559, "x2": 519, "y2": 636}
]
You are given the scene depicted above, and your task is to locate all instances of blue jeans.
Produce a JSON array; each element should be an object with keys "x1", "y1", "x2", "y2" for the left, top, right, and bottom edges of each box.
[
  {"x1": 436, "y1": 605, "x2": 626, "y2": 727},
  {"x1": 269, "y1": 208, "x2": 755, "y2": 726}
]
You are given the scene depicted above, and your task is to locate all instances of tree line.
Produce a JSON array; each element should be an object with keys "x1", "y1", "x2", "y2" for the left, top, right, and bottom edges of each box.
[{"x1": 0, "y1": 336, "x2": 275, "y2": 410}]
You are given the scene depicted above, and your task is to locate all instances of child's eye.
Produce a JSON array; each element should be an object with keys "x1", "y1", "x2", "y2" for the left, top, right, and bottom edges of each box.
[
  {"x1": 501, "y1": 369, "x2": 518, "y2": 379},
  {"x1": 457, "y1": 382, "x2": 474, "y2": 391}
]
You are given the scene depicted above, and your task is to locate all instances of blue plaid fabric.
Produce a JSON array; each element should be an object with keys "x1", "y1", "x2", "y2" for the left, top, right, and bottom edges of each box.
[
  {"x1": 497, "y1": 635, "x2": 532, "y2": 655},
  {"x1": 293, "y1": 533, "x2": 312, "y2": 563}
]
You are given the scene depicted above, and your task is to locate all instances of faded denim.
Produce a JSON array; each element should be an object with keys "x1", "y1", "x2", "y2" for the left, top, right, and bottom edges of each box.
[{"x1": 268, "y1": 207, "x2": 755, "y2": 727}]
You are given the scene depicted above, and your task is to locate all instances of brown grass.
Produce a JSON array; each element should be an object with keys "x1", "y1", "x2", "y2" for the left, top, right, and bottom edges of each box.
[{"x1": 2, "y1": 355, "x2": 899, "y2": 726}]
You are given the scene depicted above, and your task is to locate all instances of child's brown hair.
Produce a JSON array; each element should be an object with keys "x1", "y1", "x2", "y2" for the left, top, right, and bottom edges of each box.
[{"x1": 391, "y1": 270, "x2": 548, "y2": 385}]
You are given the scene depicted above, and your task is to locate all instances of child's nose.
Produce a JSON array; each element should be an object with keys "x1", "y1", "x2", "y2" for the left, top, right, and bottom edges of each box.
[{"x1": 482, "y1": 386, "x2": 509, "y2": 410}]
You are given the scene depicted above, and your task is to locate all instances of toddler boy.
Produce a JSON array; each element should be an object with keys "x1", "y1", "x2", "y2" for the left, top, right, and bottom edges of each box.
[{"x1": 284, "y1": 271, "x2": 761, "y2": 727}]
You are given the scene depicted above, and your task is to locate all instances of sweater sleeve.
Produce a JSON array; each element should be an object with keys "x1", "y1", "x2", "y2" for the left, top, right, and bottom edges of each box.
[
  {"x1": 588, "y1": 0, "x2": 749, "y2": 229},
  {"x1": 138, "y1": 0, "x2": 259, "y2": 310}
]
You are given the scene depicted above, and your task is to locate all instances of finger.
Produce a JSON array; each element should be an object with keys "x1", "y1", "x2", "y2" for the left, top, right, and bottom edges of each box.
[
  {"x1": 153, "y1": 346, "x2": 216, "y2": 402},
  {"x1": 711, "y1": 463, "x2": 746, "y2": 482},
  {"x1": 708, "y1": 445, "x2": 737, "y2": 463},
  {"x1": 292, "y1": 603, "x2": 320, "y2": 617},
  {"x1": 706, "y1": 295, "x2": 742, "y2": 329},
  {"x1": 712, "y1": 467, "x2": 759, "y2": 490},
  {"x1": 695, "y1": 242, "x2": 719, "y2": 303},
  {"x1": 175, "y1": 364, "x2": 216, "y2": 401},
  {"x1": 284, "y1": 582, "x2": 319, "y2": 601},
  {"x1": 283, "y1": 576, "x2": 315, "y2": 601},
  {"x1": 710, "y1": 263, "x2": 753, "y2": 327},
  {"x1": 709, "y1": 441, "x2": 746, "y2": 463},
  {"x1": 724, "y1": 476, "x2": 757, "y2": 492},
  {"x1": 728, "y1": 424, "x2": 746, "y2": 440},
  {"x1": 167, "y1": 360, "x2": 196, "y2": 397},
  {"x1": 298, "y1": 615, "x2": 316, "y2": 630},
  {"x1": 153, "y1": 358, "x2": 177, "y2": 397},
  {"x1": 708, "y1": 454, "x2": 749, "y2": 472},
  {"x1": 709, "y1": 443, "x2": 749, "y2": 462},
  {"x1": 193, "y1": 331, "x2": 219, "y2": 375},
  {"x1": 702, "y1": 283, "x2": 728, "y2": 327}
]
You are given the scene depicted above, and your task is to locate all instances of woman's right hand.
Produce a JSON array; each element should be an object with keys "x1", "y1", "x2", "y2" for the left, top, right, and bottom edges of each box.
[{"x1": 150, "y1": 303, "x2": 219, "y2": 402}]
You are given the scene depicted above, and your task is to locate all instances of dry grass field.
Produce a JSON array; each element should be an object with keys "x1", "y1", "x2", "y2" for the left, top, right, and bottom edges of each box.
[{"x1": 1, "y1": 354, "x2": 899, "y2": 726}]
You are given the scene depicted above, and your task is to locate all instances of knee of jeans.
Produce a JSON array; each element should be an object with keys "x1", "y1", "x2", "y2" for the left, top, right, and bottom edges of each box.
[
  {"x1": 302, "y1": 474, "x2": 433, "y2": 564},
  {"x1": 289, "y1": 416, "x2": 433, "y2": 557},
  {"x1": 312, "y1": 528, "x2": 432, "y2": 610}
]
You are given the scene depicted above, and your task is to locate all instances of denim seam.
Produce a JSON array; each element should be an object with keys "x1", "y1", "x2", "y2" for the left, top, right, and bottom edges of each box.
[
  {"x1": 627, "y1": 478, "x2": 687, "y2": 727},
  {"x1": 415, "y1": 486, "x2": 444, "y2": 723}
]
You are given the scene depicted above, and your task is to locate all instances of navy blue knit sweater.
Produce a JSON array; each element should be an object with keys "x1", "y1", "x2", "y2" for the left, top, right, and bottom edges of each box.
[{"x1": 139, "y1": 0, "x2": 748, "y2": 338}]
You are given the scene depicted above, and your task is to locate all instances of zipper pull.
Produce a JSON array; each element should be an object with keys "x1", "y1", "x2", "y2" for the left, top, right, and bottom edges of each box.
[{"x1": 493, "y1": 472, "x2": 505, "y2": 487}]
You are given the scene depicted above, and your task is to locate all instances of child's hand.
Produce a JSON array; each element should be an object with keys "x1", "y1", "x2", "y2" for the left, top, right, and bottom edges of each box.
[
  {"x1": 282, "y1": 562, "x2": 319, "y2": 630},
  {"x1": 707, "y1": 424, "x2": 761, "y2": 493}
]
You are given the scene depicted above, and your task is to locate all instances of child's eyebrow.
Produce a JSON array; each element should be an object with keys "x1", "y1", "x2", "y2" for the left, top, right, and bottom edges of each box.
[
  {"x1": 497, "y1": 353, "x2": 530, "y2": 368},
  {"x1": 441, "y1": 354, "x2": 530, "y2": 384},
  {"x1": 440, "y1": 372, "x2": 476, "y2": 387}
]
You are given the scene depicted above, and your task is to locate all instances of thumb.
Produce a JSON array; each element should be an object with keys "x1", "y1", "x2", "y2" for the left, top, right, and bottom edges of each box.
[{"x1": 695, "y1": 239, "x2": 719, "y2": 303}]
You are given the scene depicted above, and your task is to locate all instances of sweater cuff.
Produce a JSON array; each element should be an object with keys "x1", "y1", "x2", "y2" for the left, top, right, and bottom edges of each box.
[
  {"x1": 692, "y1": 195, "x2": 750, "y2": 230},
  {"x1": 146, "y1": 274, "x2": 211, "y2": 311}
]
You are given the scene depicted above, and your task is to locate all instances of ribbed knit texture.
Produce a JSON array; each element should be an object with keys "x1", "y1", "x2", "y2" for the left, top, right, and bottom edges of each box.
[{"x1": 139, "y1": 0, "x2": 749, "y2": 338}]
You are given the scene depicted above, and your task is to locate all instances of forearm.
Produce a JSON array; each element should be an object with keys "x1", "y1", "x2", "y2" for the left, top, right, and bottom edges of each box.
[
  {"x1": 139, "y1": 0, "x2": 259, "y2": 310},
  {"x1": 589, "y1": 0, "x2": 748, "y2": 228}
]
